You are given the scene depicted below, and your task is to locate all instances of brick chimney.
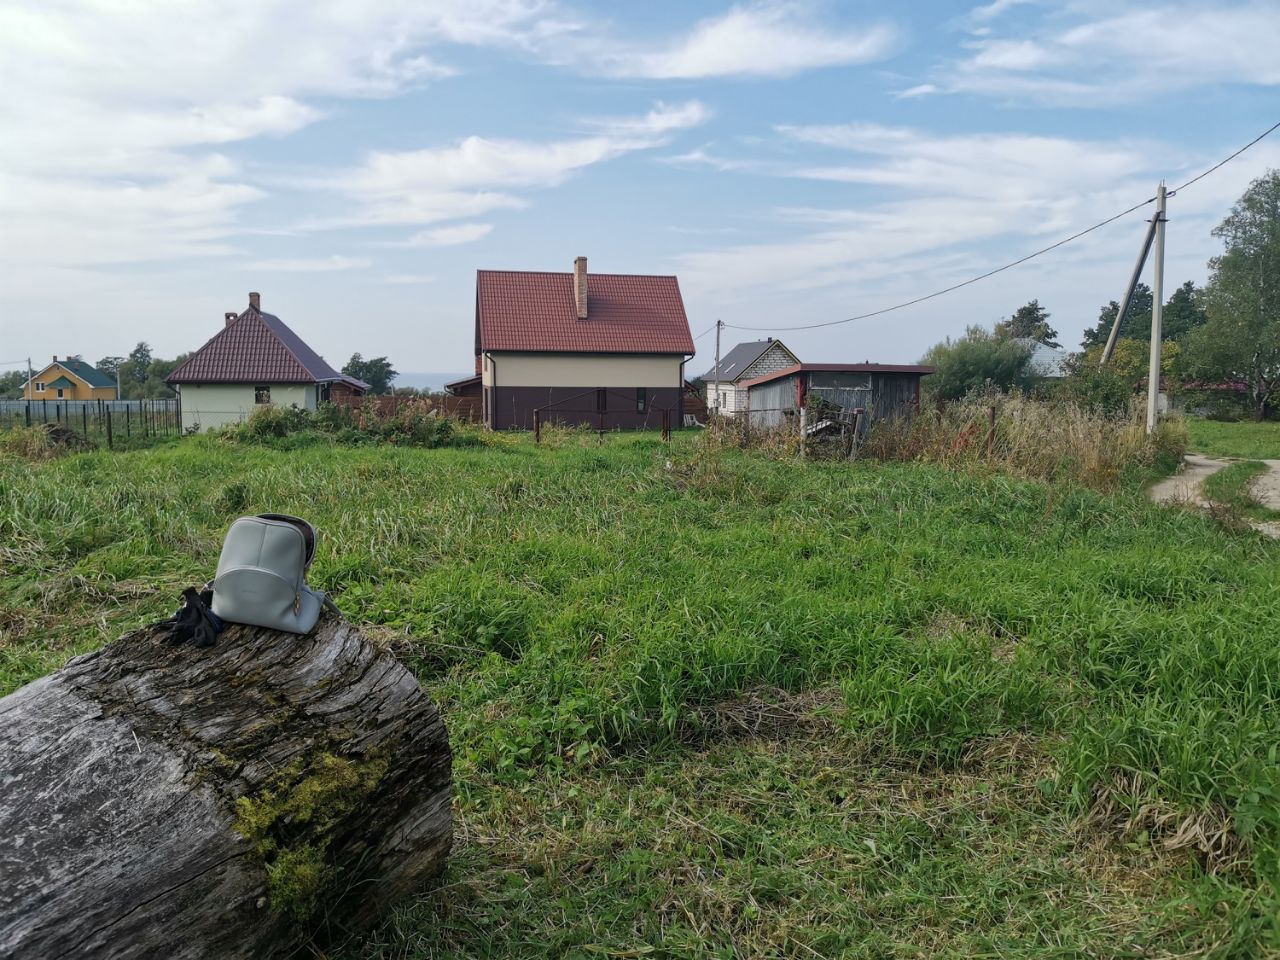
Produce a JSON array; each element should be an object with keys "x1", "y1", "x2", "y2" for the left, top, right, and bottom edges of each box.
[
  {"x1": 225, "y1": 312, "x2": 238, "y2": 327},
  {"x1": 248, "y1": 291, "x2": 260, "y2": 311},
  {"x1": 573, "y1": 256, "x2": 588, "y2": 320}
]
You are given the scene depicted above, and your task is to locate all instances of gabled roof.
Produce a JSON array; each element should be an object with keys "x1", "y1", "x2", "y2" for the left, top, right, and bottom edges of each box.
[
  {"x1": 46, "y1": 375, "x2": 77, "y2": 389},
  {"x1": 167, "y1": 304, "x2": 345, "y2": 384},
  {"x1": 698, "y1": 339, "x2": 795, "y2": 382},
  {"x1": 476, "y1": 269, "x2": 694, "y2": 354},
  {"x1": 743, "y1": 363, "x2": 936, "y2": 389},
  {"x1": 28, "y1": 358, "x2": 115, "y2": 389}
]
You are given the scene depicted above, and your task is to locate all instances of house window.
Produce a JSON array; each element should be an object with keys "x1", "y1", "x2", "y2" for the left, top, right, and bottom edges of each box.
[
  {"x1": 255, "y1": 386, "x2": 272, "y2": 404},
  {"x1": 56, "y1": 388, "x2": 64, "y2": 399},
  {"x1": 318, "y1": 383, "x2": 331, "y2": 404},
  {"x1": 635, "y1": 387, "x2": 647, "y2": 413},
  {"x1": 35, "y1": 381, "x2": 45, "y2": 392},
  {"x1": 596, "y1": 388, "x2": 607, "y2": 413}
]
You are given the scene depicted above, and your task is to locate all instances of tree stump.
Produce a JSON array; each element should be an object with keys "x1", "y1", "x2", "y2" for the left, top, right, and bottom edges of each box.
[{"x1": 0, "y1": 615, "x2": 452, "y2": 959}]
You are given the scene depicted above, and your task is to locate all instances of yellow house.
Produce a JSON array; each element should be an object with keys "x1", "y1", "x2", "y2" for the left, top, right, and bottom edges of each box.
[{"x1": 22, "y1": 357, "x2": 118, "y2": 401}]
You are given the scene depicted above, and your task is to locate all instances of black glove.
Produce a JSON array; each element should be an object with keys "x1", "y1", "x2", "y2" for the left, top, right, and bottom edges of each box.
[{"x1": 161, "y1": 587, "x2": 224, "y2": 648}]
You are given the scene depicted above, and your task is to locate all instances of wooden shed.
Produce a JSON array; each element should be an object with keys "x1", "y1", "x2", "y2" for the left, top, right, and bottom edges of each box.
[{"x1": 743, "y1": 363, "x2": 934, "y2": 430}]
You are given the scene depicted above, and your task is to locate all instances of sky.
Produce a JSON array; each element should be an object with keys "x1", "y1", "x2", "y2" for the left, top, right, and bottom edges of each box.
[{"x1": 2, "y1": 0, "x2": 1279, "y2": 379}]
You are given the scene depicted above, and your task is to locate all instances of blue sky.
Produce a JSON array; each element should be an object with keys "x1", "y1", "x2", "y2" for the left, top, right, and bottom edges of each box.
[{"x1": 2, "y1": 1, "x2": 1278, "y2": 377}]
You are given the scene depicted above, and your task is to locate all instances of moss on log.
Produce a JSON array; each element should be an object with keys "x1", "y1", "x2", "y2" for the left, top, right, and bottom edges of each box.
[{"x1": 0, "y1": 615, "x2": 451, "y2": 959}]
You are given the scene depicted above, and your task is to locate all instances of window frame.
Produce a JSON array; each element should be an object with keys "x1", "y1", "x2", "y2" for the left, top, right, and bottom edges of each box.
[
  {"x1": 255, "y1": 385, "x2": 272, "y2": 405},
  {"x1": 35, "y1": 381, "x2": 45, "y2": 392},
  {"x1": 635, "y1": 387, "x2": 647, "y2": 413}
]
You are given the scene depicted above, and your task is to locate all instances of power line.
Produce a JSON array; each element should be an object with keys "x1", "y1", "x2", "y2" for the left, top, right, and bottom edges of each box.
[
  {"x1": 692, "y1": 322, "x2": 717, "y2": 341},
  {"x1": 1168, "y1": 120, "x2": 1280, "y2": 197},
  {"x1": 726, "y1": 119, "x2": 1279, "y2": 334}
]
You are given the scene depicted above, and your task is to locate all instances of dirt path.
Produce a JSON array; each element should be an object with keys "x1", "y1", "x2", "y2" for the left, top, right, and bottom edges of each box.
[
  {"x1": 1147, "y1": 454, "x2": 1228, "y2": 509},
  {"x1": 1252, "y1": 460, "x2": 1280, "y2": 511},
  {"x1": 1149, "y1": 454, "x2": 1280, "y2": 538}
]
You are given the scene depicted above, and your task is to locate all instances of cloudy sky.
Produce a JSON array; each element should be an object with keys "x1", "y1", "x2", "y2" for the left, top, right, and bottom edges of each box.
[{"x1": 2, "y1": 0, "x2": 1278, "y2": 378}]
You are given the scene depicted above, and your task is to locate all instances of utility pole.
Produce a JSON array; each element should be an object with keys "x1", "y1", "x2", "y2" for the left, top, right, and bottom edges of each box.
[
  {"x1": 26, "y1": 357, "x2": 32, "y2": 399},
  {"x1": 712, "y1": 319, "x2": 722, "y2": 416},
  {"x1": 1145, "y1": 182, "x2": 1167, "y2": 433}
]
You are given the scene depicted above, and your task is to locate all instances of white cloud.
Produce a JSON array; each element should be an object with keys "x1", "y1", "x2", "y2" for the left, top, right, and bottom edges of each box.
[
  {"x1": 968, "y1": 0, "x2": 1032, "y2": 22},
  {"x1": 925, "y1": 2, "x2": 1280, "y2": 104},
  {"x1": 601, "y1": 4, "x2": 895, "y2": 79},
  {"x1": 307, "y1": 100, "x2": 710, "y2": 230},
  {"x1": 248, "y1": 255, "x2": 372, "y2": 272},
  {"x1": 895, "y1": 83, "x2": 939, "y2": 99},
  {"x1": 400, "y1": 223, "x2": 495, "y2": 247},
  {"x1": 0, "y1": 0, "x2": 574, "y2": 268}
]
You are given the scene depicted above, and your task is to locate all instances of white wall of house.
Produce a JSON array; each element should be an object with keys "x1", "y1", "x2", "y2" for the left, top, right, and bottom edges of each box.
[
  {"x1": 482, "y1": 352, "x2": 683, "y2": 388},
  {"x1": 178, "y1": 382, "x2": 316, "y2": 432}
]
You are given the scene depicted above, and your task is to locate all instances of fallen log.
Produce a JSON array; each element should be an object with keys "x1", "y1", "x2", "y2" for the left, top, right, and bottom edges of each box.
[{"x1": 0, "y1": 615, "x2": 451, "y2": 960}]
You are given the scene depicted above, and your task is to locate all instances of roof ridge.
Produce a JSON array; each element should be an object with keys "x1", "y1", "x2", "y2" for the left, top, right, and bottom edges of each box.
[{"x1": 256, "y1": 310, "x2": 324, "y2": 381}]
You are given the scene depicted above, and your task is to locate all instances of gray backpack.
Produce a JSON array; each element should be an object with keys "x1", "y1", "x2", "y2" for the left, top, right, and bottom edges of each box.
[{"x1": 211, "y1": 514, "x2": 332, "y2": 634}]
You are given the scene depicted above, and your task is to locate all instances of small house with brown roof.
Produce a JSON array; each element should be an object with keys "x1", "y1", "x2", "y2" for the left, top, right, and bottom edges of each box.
[
  {"x1": 167, "y1": 292, "x2": 367, "y2": 432},
  {"x1": 475, "y1": 256, "x2": 695, "y2": 430}
]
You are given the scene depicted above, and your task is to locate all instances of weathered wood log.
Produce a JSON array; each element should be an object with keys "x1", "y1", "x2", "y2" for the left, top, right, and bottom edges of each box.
[{"x1": 0, "y1": 615, "x2": 451, "y2": 959}]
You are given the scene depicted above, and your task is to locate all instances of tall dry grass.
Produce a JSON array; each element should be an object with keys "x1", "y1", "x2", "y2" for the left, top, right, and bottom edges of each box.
[{"x1": 862, "y1": 392, "x2": 1187, "y2": 490}]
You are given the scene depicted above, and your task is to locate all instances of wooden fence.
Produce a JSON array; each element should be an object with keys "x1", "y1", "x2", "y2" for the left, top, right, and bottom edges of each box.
[{"x1": 0, "y1": 398, "x2": 181, "y2": 446}]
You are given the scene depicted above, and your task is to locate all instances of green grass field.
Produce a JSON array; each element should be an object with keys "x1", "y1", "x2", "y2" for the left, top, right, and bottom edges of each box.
[
  {"x1": 3, "y1": 433, "x2": 1280, "y2": 957},
  {"x1": 1187, "y1": 418, "x2": 1280, "y2": 459}
]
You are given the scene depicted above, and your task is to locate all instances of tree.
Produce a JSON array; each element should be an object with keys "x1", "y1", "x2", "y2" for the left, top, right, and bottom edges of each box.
[
  {"x1": 1180, "y1": 169, "x2": 1280, "y2": 419},
  {"x1": 1081, "y1": 283, "x2": 1154, "y2": 348},
  {"x1": 0, "y1": 370, "x2": 26, "y2": 399},
  {"x1": 342, "y1": 354, "x2": 398, "y2": 395},
  {"x1": 95, "y1": 356, "x2": 127, "y2": 384},
  {"x1": 1161, "y1": 281, "x2": 1209, "y2": 341},
  {"x1": 1081, "y1": 281, "x2": 1207, "y2": 349},
  {"x1": 126, "y1": 342, "x2": 153, "y2": 386},
  {"x1": 920, "y1": 326, "x2": 1035, "y2": 401},
  {"x1": 994, "y1": 299, "x2": 1060, "y2": 347}
]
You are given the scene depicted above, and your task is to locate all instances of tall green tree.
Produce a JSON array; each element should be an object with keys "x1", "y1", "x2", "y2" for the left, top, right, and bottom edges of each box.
[
  {"x1": 126, "y1": 342, "x2": 153, "y2": 386},
  {"x1": 994, "y1": 299, "x2": 1060, "y2": 347},
  {"x1": 1181, "y1": 169, "x2": 1280, "y2": 419},
  {"x1": 95, "y1": 356, "x2": 126, "y2": 384},
  {"x1": 1082, "y1": 281, "x2": 1208, "y2": 349},
  {"x1": 342, "y1": 354, "x2": 398, "y2": 395},
  {"x1": 1081, "y1": 284, "x2": 1153, "y2": 348},
  {"x1": 1160, "y1": 281, "x2": 1209, "y2": 341},
  {"x1": 920, "y1": 326, "x2": 1035, "y2": 401}
]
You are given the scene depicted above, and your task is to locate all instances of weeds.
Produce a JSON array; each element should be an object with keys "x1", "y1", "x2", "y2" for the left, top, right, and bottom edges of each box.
[
  {"x1": 862, "y1": 391, "x2": 1187, "y2": 490},
  {"x1": 1, "y1": 431, "x2": 1278, "y2": 956}
]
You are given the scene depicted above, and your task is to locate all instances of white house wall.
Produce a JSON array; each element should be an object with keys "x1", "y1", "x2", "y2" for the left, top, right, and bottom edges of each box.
[
  {"x1": 178, "y1": 383, "x2": 316, "y2": 432},
  {"x1": 483, "y1": 352, "x2": 683, "y2": 388}
]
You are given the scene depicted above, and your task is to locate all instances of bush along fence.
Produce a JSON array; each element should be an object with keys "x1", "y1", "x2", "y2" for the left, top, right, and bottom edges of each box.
[{"x1": 0, "y1": 398, "x2": 181, "y2": 447}]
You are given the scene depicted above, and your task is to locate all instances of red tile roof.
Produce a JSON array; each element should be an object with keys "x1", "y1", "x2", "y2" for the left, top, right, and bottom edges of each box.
[
  {"x1": 476, "y1": 270, "x2": 694, "y2": 354},
  {"x1": 743, "y1": 363, "x2": 936, "y2": 389},
  {"x1": 167, "y1": 305, "x2": 345, "y2": 384}
]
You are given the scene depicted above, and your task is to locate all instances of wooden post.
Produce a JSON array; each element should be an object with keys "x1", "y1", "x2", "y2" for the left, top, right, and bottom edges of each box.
[
  {"x1": 534, "y1": 409, "x2": 541, "y2": 444},
  {"x1": 986, "y1": 405, "x2": 996, "y2": 458},
  {"x1": 106, "y1": 409, "x2": 113, "y2": 449},
  {"x1": 661, "y1": 408, "x2": 670, "y2": 442},
  {"x1": 126, "y1": 405, "x2": 131, "y2": 437},
  {"x1": 799, "y1": 405, "x2": 807, "y2": 459},
  {"x1": 82, "y1": 404, "x2": 87, "y2": 437}
]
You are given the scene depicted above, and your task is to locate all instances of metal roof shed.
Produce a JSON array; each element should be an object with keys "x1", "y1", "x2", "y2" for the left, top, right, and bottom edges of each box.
[{"x1": 743, "y1": 363, "x2": 934, "y2": 429}]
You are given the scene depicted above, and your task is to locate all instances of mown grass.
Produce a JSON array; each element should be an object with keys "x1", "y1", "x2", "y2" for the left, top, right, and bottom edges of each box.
[
  {"x1": 1187, "y1": 418, "x2": 1280, "y2": 459},
  {"x1": 3, "y1": 432, "x2": 1280, "y2": 956}
]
